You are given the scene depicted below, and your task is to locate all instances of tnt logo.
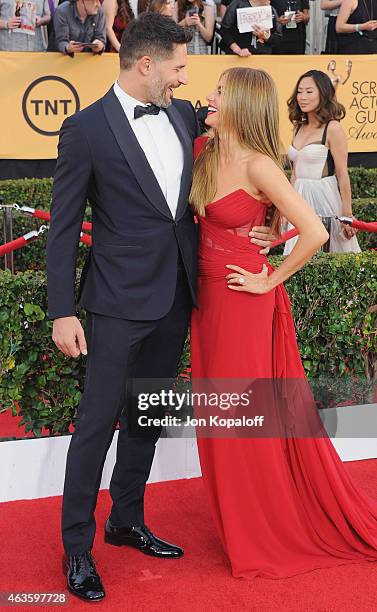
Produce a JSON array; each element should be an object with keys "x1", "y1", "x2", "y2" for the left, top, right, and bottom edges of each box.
[{"x1": 22, "y1": 76, "x2": 80, "y2": 136}]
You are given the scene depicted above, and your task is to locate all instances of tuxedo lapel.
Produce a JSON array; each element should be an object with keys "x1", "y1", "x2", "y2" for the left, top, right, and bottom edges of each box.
[
  {"x1": 165, "y1": 103, "x2": 194, "y2": 221},
  {"x1": 101, "y1": 88, "x2": 173, "y2": 219}
]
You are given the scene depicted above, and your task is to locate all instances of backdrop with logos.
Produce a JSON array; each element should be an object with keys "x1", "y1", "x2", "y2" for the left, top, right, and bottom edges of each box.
[{"x1": 0, "y1": 52, "x2": 376, "y2": 161}]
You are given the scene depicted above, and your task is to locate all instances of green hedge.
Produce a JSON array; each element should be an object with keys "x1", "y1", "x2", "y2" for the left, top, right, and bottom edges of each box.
[
  {"x1": 2, "y1": 167, "x2": 376, "y2": 202},
  {"x1": 0, "y1": 253, "x2": 376, "y2": 437},
  {"x1": 0, "y1": 173, "x2": 376, "y2": 273},
  {"x1": 0, "y1": 178, "x2": 89, "y2": 272},
  {"x1": 346, "y1": 167, "x2": 377, "y2": 199},
  {"x1": 0, "y1": 271, "x2": 85, "y2": 437},
  {"x1": 0, "y1": 172, "x2": 376, "y2": 436}
]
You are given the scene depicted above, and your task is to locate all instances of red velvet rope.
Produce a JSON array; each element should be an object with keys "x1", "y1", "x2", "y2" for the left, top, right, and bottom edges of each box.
[
  {"x1": 1, "y1": 217, "x2": 376, "y2": 257},
  {"x1": 350, "y1": 219, "x2": 377, "y2": 233},
  {"x1": 271, "y1": 228, "x2": 299, "y2": 249},
  {"x1": 270, "y1": 217, "x2": 377, "y2": 250},
  {"x1": 0, "y1": 235, "x2": 32, "y2": 256},
  {"x1": 31, "y1": 209, "x2": 50, "y2": 222},
  {"x1": 25, "y1": 208, "x2": 92, "y2": 232}
]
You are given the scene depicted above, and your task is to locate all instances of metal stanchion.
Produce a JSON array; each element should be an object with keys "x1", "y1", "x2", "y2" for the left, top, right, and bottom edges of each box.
[
  {"x1": 319, "y1": 216, "x2": 334, "y2": 253},
  {"x1": 1, "y1": 199, "x2": 15, "y2": 273}
]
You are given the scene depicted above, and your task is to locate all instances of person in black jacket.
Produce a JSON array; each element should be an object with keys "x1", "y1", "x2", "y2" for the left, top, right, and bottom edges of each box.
[
  {"x1": 220, "y1": 0, "x2": 281, "y2": 55},
  {"x1": 47, "y1": 13, "x2": 198, "y2": 602},
  {"x1": 271, "y1": 0, "x2": 309, "y2": 54}
]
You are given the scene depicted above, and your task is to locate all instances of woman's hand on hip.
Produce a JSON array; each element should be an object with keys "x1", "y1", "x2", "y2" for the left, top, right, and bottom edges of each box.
[{"x1": 226, "y1": 264, "x2": 272, "y2": 294}]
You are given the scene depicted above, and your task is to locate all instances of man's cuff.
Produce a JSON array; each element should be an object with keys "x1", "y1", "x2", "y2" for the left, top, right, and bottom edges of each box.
[
  {"x1": 64, "y1": 43, "x2": 74, "y2": 56},
  {"x1": 47, "y1": 310, "x2": 78, "y2": 321}
]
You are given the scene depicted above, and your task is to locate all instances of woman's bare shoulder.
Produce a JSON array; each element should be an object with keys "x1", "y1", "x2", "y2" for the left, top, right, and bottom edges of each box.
[
  {"x1": 327, "y1": 120, "x2": 346, "y2": 144},
  {"x1": 246, "y1": 151, "x2": 284, "y2": 177},
  {"x1": 327, "y1": 119, "x2": 344, "y2": 134}
]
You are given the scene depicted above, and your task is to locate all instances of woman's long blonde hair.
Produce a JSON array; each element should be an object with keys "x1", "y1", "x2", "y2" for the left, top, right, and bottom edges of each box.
[{"x1": 190, "y1": 67, "x2": 285, "y2": 235}]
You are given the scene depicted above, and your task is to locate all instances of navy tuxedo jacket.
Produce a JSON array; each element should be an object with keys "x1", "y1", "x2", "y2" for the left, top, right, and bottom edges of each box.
[{"x1": 46, "y1": 88, "x2": 200, "y2": 321}]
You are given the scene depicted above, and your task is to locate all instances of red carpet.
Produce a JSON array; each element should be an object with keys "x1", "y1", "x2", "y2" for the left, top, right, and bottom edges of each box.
[
  {"x1": 0, "y1": 406, "x2": 74, "y2": 439},
  {"x1": 0, "y1": 406, "x2": 40, "y2": 439},
  {"x1": 1, "y1": 462, "x2": 377, "y2": 611}
]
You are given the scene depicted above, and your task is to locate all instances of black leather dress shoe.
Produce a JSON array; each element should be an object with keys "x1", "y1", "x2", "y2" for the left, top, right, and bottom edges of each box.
[
  {"x1": 64, "y1": 550, "x2": 105, "y2": 602},
  {"x1": 104, "y1": 520, "x2": 184, "y2": 558}
]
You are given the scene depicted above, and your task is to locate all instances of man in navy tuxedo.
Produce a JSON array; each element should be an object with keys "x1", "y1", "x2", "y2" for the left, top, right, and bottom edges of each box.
[{"x1": 47, "y1": 12, "x2": 274, "y2": 601}]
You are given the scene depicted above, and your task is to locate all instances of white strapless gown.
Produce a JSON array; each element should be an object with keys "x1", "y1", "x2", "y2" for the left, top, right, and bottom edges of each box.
[{"x1": 284, "y1": 144, "x2": 361, "y2": 255}]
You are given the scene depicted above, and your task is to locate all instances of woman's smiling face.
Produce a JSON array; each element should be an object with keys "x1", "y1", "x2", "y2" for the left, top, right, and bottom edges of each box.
[{"x1": 204, "y1": 77, "x2": 225, "y2": 129}]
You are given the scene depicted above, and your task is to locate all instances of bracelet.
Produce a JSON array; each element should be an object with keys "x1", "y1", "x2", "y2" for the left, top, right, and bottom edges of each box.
[{"x1": 355, "y1": 23, "x2": 364, "y2": 35}]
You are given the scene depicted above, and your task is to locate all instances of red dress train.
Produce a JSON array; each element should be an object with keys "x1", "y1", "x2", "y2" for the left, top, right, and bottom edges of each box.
[{"x1": 190, "y1": 137, "x2": 377, "y2": 579}]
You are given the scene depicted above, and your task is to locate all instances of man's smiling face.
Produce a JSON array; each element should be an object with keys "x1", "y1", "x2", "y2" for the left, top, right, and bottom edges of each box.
[{"x1": 147, "y1": 44, "x2": 189, "y2": 108}]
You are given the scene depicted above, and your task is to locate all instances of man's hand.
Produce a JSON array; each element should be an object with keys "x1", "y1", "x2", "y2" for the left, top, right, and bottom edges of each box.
[
  {"x1": 66, "y1": 41, "x2": 85, "y2": 54},
  {"x1": 249, "y1": 225, "x2": 276, "y2": 255},
  {"x1": 52, "y1": 316, "x2": 87, "y2": 358},
  {"x1": 91, "y1": 39, "x2": 104, "y2": 53}
]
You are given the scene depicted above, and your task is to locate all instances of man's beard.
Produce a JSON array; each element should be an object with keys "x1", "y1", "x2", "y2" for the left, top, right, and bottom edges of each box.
[{"x1": 148, "y1": 73, "x2": 173, "y2": 109}]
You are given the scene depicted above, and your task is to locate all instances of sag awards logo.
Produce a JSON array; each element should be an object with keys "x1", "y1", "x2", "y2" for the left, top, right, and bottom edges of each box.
[
  {"x1": 22, "y1": 76, "x2": 80, "y2": 136},
  {"x1": 327, "y1": 59, "x2": 377, "y2": 143}
]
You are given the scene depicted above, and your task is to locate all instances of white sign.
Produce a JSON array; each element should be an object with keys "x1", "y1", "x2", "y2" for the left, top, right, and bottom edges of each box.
[
  {"x1": 13, "y1": 1, "x2": 36, "y2": 36},
  {"x1": 236, "y1": 6, "x2": 273, "y2": 34}
]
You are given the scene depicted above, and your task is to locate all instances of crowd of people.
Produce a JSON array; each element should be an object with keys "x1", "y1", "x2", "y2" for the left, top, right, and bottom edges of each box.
[{"x1": 0, "y1": 0, "x2": 376, "y2": 54}]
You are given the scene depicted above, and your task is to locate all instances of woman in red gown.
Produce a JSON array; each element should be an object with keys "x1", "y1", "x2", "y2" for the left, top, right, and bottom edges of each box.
[{"x1": 190, "y1": 67, "x2": 377, "y2": 580}]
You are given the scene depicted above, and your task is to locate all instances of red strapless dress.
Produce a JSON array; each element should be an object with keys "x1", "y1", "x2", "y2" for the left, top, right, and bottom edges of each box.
[{"x1": 190, "y1": 136, "x2": 377, "y2": 579}]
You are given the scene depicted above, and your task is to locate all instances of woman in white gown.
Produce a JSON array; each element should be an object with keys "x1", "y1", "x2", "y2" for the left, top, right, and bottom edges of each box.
[{"x1": 284, "y1": 70, "x2": 360, "y2": 255}]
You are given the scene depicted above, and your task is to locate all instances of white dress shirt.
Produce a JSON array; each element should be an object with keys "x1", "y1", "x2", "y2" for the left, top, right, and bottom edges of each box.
[{"x1": 113, "y1": 81, "x2": 184, "y2": 219}]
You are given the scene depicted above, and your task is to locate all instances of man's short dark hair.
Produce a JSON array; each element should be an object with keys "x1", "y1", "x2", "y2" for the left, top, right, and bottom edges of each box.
[{"x1": 119, "y1": 13, "x2": 192, "y2": 70}]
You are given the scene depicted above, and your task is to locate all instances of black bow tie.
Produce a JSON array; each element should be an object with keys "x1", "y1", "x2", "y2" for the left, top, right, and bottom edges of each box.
[{"x1": 134, "y1": 104, "x2": 161, "y2": 120}]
